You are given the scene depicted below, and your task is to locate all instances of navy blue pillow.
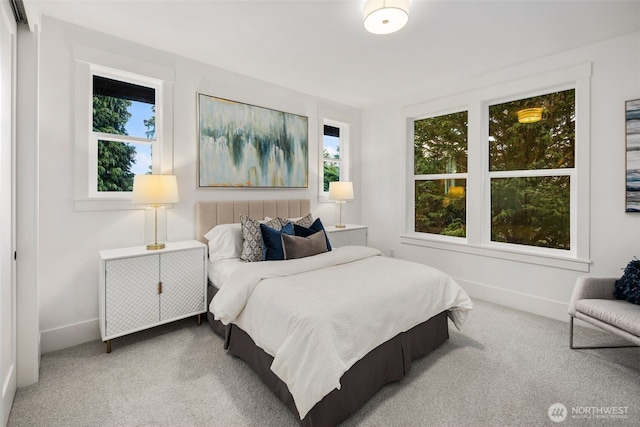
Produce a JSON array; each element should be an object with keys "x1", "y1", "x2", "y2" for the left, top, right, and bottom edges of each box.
[
  {"x1": 615, "y1": 259, "x2": 640, "y2": 305},
  {"x1": 260, "y1": 222, "x2": 294, "y2": 261},
  {"x1": 294, "y1": 218, "x2": 332, "y2": 251}
]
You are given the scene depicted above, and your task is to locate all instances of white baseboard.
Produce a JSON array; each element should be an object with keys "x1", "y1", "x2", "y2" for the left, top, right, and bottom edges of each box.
[
  {"x1": 2, "y1": 363, "x2": 15, "y2": 427},
  {"x1": 456, "y1": 278, "x2": 570, "y2": 323},
  {"x1": 40, "y1": 318, "x2": 100, "y2": 354}
]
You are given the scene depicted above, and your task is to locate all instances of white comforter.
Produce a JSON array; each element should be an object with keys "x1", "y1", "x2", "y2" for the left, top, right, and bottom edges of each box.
[{"x1": 210, "y1": 246, "x2": 472, "y2": 419}]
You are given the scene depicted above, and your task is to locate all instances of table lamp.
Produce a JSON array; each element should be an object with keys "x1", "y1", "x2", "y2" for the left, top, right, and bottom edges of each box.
[
  {"x1": 328, "y1": 181, "x2": 354, "y2": 228},
  {"x1": 132, "y1": 174, "x2": 179, "y2": 250}
]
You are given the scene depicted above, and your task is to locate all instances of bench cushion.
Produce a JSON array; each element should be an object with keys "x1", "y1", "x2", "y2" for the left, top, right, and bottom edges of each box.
[{"x1": 575, "y1": 299, "x2": 640, "y2": 337}]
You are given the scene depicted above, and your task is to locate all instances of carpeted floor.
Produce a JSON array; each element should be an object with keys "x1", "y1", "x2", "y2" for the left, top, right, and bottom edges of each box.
[{"x1": 7, "y1": 299, "x2": 640, "y2": 426}]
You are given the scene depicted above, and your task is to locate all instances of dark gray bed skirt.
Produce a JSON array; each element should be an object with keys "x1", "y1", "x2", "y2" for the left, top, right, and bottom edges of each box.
[
  {"x1": 206, "y1": 282, "x2": 226, "y2": 337},
  {"x1": 207, "y1": 282, "x2": 449, "y2": 426},
  {"x1": 225, "y1": 310, "x2": 450, "y2": 427}
]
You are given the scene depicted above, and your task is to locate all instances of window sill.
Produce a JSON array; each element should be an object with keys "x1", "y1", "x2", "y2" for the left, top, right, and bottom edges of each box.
[{"x1": 399, "y1": 233, "x2": 591, "y2": 272}]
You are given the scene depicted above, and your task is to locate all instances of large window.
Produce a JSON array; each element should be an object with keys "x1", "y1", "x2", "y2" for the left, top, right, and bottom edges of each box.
[
  {"x1": 92, "y1": 74, "x2": 157, "y2": 194},
  {"x1": 406, "y1": 65, "x2": 591, "y2": 269},
  {"x1": 321, "y1": 120, "x2": 349, "y2": 194},
  {"x1": 410, "y1": 82, "x2": 583, "y2": 264}
]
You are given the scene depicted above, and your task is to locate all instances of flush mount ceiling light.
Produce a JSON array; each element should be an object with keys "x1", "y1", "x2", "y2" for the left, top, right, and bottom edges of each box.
[
  {"x1": 517, "y1": 108, "x2": 544, "y2": 123},
  {"x1": 363, "y1": 0, "x2": 409, "y2": 35}
]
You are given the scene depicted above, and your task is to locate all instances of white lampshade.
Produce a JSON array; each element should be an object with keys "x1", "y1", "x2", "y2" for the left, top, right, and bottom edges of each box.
[
  {"x1": 363, "y1": 0, "x2": 409, "y2": 35},
  {"x1": 328, "y1": 181, "x2": 354, "y2": 201},
  {"x1": 132, "y1": 174, "x2": 179, "y2": 250},
  {"x1": 132, "y1": 174, "x2": 179, "y2": 205}
]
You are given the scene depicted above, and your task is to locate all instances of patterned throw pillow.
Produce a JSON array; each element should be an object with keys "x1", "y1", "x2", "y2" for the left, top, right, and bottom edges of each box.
[
  {"x1": 239, "y1": 214, "x2": 281, "y2": 262},
  {"x1": 277, "y1": 213, "x2": 314, "y2": 228}
]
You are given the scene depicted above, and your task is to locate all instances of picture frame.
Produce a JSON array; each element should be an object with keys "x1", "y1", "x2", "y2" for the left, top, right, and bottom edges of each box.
[
  {"x1": 626, "y1": 99, "x2": 640, "y2": 212},
  {"x1": 197, "y1": 93, "x2": 309, "y2": 188}
]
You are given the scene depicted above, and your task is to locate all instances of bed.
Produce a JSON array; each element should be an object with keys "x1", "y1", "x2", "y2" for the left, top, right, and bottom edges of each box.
[{"x1": 196, "y1": 199, "x2": 472, "y2": 426}]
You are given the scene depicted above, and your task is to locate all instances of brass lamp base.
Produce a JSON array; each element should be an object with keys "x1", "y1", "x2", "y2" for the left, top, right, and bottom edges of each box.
[
  {"x1": 146, "y1": 243, "x2": 166, "y2": 250},
  {"x1": 335, "y1": 224, "x2": 346, "y2": 228}
]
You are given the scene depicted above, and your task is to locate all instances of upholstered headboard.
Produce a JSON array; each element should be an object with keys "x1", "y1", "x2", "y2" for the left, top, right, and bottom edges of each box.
[{"x1": 195, "y1": 199, "x2": 311, "y2": 243}]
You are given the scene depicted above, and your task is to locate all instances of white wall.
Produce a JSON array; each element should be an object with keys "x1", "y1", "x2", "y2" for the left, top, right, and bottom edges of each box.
[
  {"x1": 34, "y1": 17, "x2": 361, "y2": 354},
  {"x1": 361, "y1": 31, "x2": 640, "y2": 322},
  {"x1": 0, "y1": 0, "x2": 17, "y2": 421}
]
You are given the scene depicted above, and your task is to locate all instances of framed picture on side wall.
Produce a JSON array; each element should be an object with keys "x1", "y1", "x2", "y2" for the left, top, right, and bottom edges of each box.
[
  {"x1": 626, "y1": 99, "x2": 640, "y2": 212},
  {"x1": 197, "y1": 93, "x2": 309, "y2": 188}
]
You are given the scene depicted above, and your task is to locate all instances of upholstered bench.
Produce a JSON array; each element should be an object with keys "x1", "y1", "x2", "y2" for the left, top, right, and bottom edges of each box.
[{"x1": 568, "y1": 277, "x2": 640, "y2": 349}]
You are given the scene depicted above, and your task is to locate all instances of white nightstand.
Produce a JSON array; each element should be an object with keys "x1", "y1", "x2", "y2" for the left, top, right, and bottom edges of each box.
[
  {"x1": 98, "y1": 240, "x2": 207, "y2": 353},
  {"x1": 324, "y1": 224, "x2": 368, "y2": 248}
]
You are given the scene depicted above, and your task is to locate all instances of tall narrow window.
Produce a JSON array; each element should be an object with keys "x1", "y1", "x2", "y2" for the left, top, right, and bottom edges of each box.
[
  {"x1": 413, "y1": 111, "x2": 468, "y2": 237},
  {"x1": 92, "y1": 75, "x2": 156, "y2": 193},
  {"x1": 323, "y1": 124, "x2": 340, "y2": 191},
  {"x1": 488, "y1": 89, "x2": 575, "y2": 250},
  {"x1": 321, "y1": 120, "x2": 349, "y2": 194}
]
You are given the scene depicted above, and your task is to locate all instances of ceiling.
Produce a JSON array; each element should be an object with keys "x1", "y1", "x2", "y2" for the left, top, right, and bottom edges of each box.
[{"x1": 33, "y1": 0, "x2": 640, "y2": 109}]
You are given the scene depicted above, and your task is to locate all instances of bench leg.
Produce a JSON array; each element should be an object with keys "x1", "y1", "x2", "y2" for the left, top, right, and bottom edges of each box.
[{"x1": 569, "y1": 317, "x2": 638, "y2": 350}]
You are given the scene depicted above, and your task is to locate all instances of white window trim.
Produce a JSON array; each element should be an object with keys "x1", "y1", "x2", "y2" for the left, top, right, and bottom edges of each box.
[
  {"x1": 73, "y1": 46, "x2": 174, "y2": 211},
  {"x1": 89, "y1": 66, "x2": 162, "y2": 199},
  {"x1": 319, "y1": 117, "x2": 351, "y2": 202},
  {"x1": 401, "y1": 63, "x2": 592, "y2": 272}
]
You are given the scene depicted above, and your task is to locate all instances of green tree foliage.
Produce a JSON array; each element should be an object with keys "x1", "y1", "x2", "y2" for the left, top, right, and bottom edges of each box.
[
  {"x1": 415, "y1": 180, "x2": 466, "y2": 237},
  {"x1": 323, "y1": 147, "x2": 340, "y2": 191},
  {"x1": 414, "y1": 111, "x2": 468, "y2": 175},
  {"x1": 491, "y1": 176, "x2": 570, "y2": 249},
  {"x1": 489, "y1": 89, "x2": 574, "y2": 249},
  {"x1": 413, "y1": 89, "x2": 574, "y2": 249},
  {"x1": 93, "y1": 95, "x2": 130, "y2": 134},
  {"x1": 144, "y1": 105, "x2": 155, "y2": 139},
  {"x1": 489, "y1": 90, "x2": 575, "y2": 171},
  {"x1": 414, "y1": 111, "x2": 468, "y2": 236},
  {"x1": 93, "y1": 95, "x2": 136, "y2": 191},
  {"x1": 144, "y1": 106, "x2": 156, "y2": 173}
]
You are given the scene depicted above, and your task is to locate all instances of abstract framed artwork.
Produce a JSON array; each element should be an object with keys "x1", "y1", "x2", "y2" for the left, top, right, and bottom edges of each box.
[
  {"x1": 626, "y1": 99, "x2": 640, "y2": 212},
  {"x1": 197, "y1": 93, "x2": 308, "y2": 188}
]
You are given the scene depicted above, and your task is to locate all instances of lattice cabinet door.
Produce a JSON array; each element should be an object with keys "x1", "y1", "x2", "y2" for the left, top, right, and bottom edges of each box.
[
  {"x1": 104, "y1": 254, "x2": 159, "y2": 337},
  {"x1": 99, "y1": 240, "x2": 207, "y2": 353},
  {"x1": 159, "y1": 248, "x2": 206, "y2": 321}
]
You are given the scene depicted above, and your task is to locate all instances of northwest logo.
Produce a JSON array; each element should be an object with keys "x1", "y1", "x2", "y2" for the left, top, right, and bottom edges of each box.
[{"x1": 549, "y1": 403, "x2": 568, "y2": 423}]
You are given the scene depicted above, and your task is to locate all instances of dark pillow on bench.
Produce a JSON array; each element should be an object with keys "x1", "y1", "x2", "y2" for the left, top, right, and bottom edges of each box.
[{"x1": 614, "y1": 259, "x2": 640, "y2": 305}]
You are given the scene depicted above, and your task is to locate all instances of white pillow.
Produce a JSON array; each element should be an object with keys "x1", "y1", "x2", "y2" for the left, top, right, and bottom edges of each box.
[{"x1": 204, "y1": 223, "x2": 243, "y2": 262}]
